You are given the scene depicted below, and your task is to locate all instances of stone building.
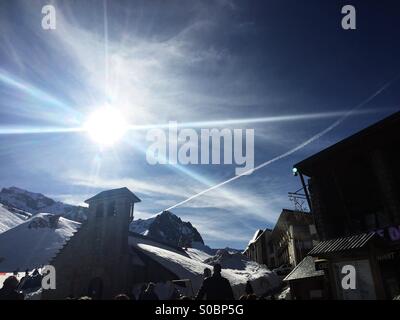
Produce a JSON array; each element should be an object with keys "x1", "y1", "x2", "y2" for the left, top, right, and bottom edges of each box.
[
  {"x1": 244, "y1": 209, "x2": 318, "y2": 270},
  {"x1": 42, "y1": 187, "x2": 141, "y2": 299},
  {"x1": 268, "y1": 209, "x2": 318, "y2": 269}
]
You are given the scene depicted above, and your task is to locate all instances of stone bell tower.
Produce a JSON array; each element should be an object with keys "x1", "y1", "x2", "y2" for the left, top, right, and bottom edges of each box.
[
  {"x1": 42, "y1": 187, "x2": 141, "y2": 300},
  {"x1": 84, "y1": 187, "x2": 141, "y2": 298}
]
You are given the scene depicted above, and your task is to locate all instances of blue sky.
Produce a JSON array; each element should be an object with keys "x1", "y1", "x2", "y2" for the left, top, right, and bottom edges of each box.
[{"x1": 1, "y1": 0, "x2": 400, "y2": 249}]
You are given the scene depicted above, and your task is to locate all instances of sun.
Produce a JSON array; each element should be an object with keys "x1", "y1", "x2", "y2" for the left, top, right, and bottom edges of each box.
[{"x1": 84, "y1": 107, "x2": 128, "y2": 146}]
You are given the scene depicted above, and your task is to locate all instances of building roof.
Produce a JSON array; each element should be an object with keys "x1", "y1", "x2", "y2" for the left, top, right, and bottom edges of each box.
[
  {"x1": 243, "y1": 229, "x2": 264, "y2": 253},
  {"x1": 84, "y1": 187, "x2": 141, "y2": 204},
  {"x1": 294, "y1": 111, "x2": 400, "y2": 176},
  {"x1": 283, "y1": 256, "x2": 324, "y2": 281},
  {"x1": 249, "y1": 229, "x2": 264, "y2": 245},
  {"x1": 308, "y1": 232, "x2": 381, "y2": 256},
  {"x1": 243, "y1": 228, "x2": 273, "y2": 253}
]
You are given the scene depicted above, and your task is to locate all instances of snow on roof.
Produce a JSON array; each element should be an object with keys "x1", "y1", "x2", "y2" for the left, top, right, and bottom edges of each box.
[
  {"x1": 251, "y1": 229, "x2": 264, "y2": 243},
  {"x1": 244, "y1": 229, "x2": 264, "y2": 251},
  {"x1": 0, "y1": 213, "x2": 80, "y2": 272},
  {"x1": 0, "y1": 204, "x2": 27, "y2": 234}
]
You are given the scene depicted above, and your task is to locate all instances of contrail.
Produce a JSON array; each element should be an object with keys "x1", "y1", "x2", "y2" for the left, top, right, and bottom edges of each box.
[
  {"x1": 0, "y1": 126, "x2": 83, "y2": 135},
  {"x1": 126, "y1": 108, "x2": 390, "y2": 131},
  {"x1": 163, "y1": 77, "x2": 398, "y2": 212}
]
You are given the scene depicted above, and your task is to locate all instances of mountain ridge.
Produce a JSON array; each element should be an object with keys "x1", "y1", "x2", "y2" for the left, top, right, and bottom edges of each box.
[
  {"x1": 0, "y1": 187, "x2": 88, "y2": 222},
  {"x1": 131, "y1": 210, "x2": 204, "y2": 247}
]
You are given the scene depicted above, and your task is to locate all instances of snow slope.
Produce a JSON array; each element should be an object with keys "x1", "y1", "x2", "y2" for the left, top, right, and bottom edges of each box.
[
  {"x1": 129, "y1": 235, "x2": 280, "y2": 299},
  {"x1": 0, "y1": 213, "x2": 80, "y2": 272},
  {"x1": 0, "y1": 204, "x2": 30, "y2": 234},
  {"x1": 185, "y1": 247, "x2": 212, "y2": 262}
]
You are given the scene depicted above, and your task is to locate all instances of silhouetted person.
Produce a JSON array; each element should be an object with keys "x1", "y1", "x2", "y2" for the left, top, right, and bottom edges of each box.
[
  {"x1": 195, "y1": 264, "x2": 234, "y2": 300},
  {"x1": 18, "y1": 270, "x2": 30, "y2": 290},
  {"x1": 0, "y1": 276, "x2": 24, "y2": 300},
  {"x1": 140, "y1": 283, "x2": 159, "y2": 300},
  {"x1": 245, "y1": 281, "x2": 254, "y2": 295},
  {"x1": 203, "y1": 267, "x2": 212, "y2": 279},
  {"x1": 29, "y1": 269, "x2": 42, "y2": 289}
]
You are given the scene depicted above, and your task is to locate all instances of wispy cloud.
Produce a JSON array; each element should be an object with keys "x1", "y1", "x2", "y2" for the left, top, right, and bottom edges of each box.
[
  {"x1": 2, "y1": 1, "x2": 398, "y2": 249},
  {"x1": 65, "y1": 169, "x2": 287, "y2": 224}
]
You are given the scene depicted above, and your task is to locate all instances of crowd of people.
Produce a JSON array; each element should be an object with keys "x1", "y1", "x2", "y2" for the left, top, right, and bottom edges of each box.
[
  {"x1": 0, "y1": 263, "x2": 271, "y2": 300},
  {"x1": 84, "y1": 264, "x2": 237, "y2": 300},
  {"x1": 0, "y1": 269, "x2": 43, "y2": 300}
]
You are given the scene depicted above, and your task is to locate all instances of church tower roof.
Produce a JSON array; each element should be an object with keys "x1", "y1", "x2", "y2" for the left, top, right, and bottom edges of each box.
[{"x1": 84, "y1": 187, "x2": 141, "y2": 204}]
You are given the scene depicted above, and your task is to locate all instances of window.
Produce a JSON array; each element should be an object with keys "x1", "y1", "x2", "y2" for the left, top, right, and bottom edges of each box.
[
  {"x1": 129, "y1": 203, "x2": 134, "y2": 220},
  {"x1": 107, "y1": 201, "x2": 116, "y2": 217},
  {"x1": 95, "y1": 203, "x2": 104, "y2": 218}
]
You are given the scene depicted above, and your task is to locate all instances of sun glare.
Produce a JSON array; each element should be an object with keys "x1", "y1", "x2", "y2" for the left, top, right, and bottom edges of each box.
[{"x1": 84, "y1": 108, "x2": 128, "y2": 146}]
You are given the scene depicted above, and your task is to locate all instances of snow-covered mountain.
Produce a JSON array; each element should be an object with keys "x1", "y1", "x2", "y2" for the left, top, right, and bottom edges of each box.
[
  {"x1": 0, "y1": 213, "x2": 80, "y2": 272},
  {"x1": 0, "y1": 187, "x2": 88, "y2": 222},
  {"x1": 131, "y1": 210, "x2": 204, "y2": 247}
]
